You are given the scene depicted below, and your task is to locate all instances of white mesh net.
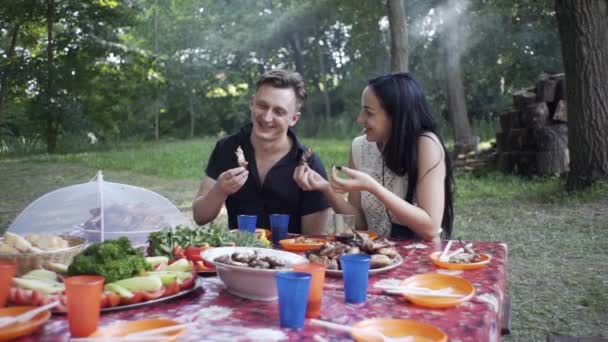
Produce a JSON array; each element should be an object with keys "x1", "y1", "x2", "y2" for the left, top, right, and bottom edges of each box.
[{"x1": 8, "y1": 171, "x2": 190, "y2": 246}]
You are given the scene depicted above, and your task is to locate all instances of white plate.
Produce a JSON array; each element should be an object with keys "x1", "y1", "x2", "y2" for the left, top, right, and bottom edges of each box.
[{"x1": 325, "y1": 255, "x2": 403, "y2": 278}]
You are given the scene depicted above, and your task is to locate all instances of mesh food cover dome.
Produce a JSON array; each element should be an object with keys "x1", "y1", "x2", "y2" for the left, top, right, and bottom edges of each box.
[{"x1": 8, "y1": 171, "x2": 190, "y2": 246}]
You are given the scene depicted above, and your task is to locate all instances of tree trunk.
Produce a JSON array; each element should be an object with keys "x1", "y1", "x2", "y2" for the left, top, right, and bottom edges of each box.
[
  {"x1": 386, "y1": 0, "x2": 408, "y2": 72},
  {"x1": 0, "y1": 22, "x2": 21, "y2": 125},
  {"x1": 317, "y1": 38, "x2": 331, "y2": 121},
  {"x1": 189, "y1": 91, "x2": 195, "y2": 138},
  {"x1": 441, "y1": 7, "x2": 475, "y2": 153},
  {"x1": 289, "y1": 32, "x2": 316, "y2": 135},
  {"x1": 46, "y1": 0, "x2": 56, "y2": 153},
  {"x1": 555, "y1": 0, "x2": 608, "y2": 190},
  {"x1": 153, "y1": 2, "x2": 159, "y2": 141}
]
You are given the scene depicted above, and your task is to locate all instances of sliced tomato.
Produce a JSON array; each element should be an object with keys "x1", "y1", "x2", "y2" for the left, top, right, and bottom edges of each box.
[
  {"x1": 105, "y1": 292, "x2": 121, "y2": 307},
  {"x1": 172, "y1": 246, "x2": 186, "y2": 259},
  {"x1": 141, "y1": 288, "x2": 166, "y2": 301},
  {"x1": 202, "y1": 259, "x2": 215, "y2": 269},
  {"x1": 195, "y1": 261, "x2": 214, "y2": 272},
  {"x1": 30, "y1": 290, "x2": 46, "y2": 306},
  {"x1": 185, "y1": 246, "x2": 205, "y2": 262},
  {"x1": 163, "y1": 281, "x2": 180, "y2": 296},
  {"x1": 120, "y1": 291, "x2": 144, "y2": 305},
  {"x1": 99, "y1": 294, "x2": 109, "y2": 308}
]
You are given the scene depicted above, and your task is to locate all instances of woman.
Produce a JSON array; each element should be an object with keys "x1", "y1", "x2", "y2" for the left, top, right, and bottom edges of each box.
[{"x1": 293, "y1": 72, "x2": 454, "y2": 241}]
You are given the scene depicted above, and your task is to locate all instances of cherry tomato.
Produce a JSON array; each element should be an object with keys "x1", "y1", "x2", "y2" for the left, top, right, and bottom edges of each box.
[{"x1": 185, "y1": 246, "x2": 206, "y2": 262}]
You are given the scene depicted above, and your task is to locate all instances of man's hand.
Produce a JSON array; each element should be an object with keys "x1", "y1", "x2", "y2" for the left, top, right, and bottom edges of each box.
[
  {"x1": 331, "y1": 166, "x2": 378, "y2": 193},
  {"x1": 293, "y1": 165, "x2": 331, "y2": 193},
  {"x1": 215, "y1": 166, "x2": 249, "y2": 196}
]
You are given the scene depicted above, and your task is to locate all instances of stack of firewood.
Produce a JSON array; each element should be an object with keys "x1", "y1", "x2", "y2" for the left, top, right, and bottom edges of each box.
[{"x1": 496, "y1": 73, "x2": 569, "y2": 175}]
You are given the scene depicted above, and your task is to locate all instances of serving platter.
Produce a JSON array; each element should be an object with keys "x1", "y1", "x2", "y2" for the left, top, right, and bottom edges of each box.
[
  {"x1": 325, "y1": 255, "x2": 403, "y2": 278},
  {"x1": 429, "y1": 251, "x2": 491, "y2": 270},
  {"x1": 51, "y1": 277, "x2": 204, "y2": 314},
  {"x1": 101, "y1": 277, "x2": 203, "y2": 314}
]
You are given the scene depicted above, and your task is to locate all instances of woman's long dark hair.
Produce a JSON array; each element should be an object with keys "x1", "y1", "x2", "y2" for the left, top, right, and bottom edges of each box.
[{"x1": 368, "y1": 72, "x2": 454, "y2": 239}]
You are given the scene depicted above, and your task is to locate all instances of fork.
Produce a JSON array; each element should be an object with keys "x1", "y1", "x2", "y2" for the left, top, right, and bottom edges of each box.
[
  {"x1": 0, "y1": 301, "x2": 59, "y2": 328},
  {"x1": 310, "y1": 319, "x2": 414, "y2": 342}
]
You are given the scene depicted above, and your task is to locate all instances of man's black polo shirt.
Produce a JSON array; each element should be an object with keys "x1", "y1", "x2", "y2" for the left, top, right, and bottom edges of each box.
[{"x1": 205, "y1": 124, "x2": 330, "y2": 234}]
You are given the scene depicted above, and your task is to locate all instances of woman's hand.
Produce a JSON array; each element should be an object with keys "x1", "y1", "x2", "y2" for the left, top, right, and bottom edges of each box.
[
  {"x1": 331, "y1": 166, "x2": 379, "y2": 193},
  {"x1": 293, "y1": 165, "x2": 331, "y2": 193}
]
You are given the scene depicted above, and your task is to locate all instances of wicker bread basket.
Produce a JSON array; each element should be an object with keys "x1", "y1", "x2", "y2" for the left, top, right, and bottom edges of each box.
[{"x1": 0, "y1": 235, "x2": 87, "y2": 276}]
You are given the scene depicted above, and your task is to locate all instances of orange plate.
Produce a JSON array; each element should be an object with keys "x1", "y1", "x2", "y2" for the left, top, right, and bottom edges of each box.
[
  {"x1": 351, "y1": 318, "x2": 447, "y2": 342},
  {"x1": 0, "y1": 306, "x2": 51, "y2": 342},
  {"x1": 400, "y1": 273, "x2": 475, "y2": 308},
  {"x1": 357, "y1": 231, "x2": 378, "y2": 240},
  {"x1": 429, "y1": 251, "x2": 491, "y2": 270},
  {"x1": 90, "y1": 319, "x2": 184, "y2": 341},
  {"x1": 279, "y1": 238, "x2": 327, "y2": 252}
]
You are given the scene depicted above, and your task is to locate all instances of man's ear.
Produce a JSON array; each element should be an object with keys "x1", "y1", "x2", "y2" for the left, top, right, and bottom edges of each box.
[
  {"x1": 289, "y1": 111, "x2": 301, "y2": 127},
  {"x1": 249, "y1": 95, "x2": 255, "y2": 110}
]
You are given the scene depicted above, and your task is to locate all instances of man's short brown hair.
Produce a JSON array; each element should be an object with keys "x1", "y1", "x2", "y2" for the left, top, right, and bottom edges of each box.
[{"x1": 256, "y1": 69, "x2": 307, "y2": 110}]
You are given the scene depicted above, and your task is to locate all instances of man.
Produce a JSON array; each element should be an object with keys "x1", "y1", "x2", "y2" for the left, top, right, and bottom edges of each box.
[{"x1": 192, "y1": 69, "x2": 330, "y2": 235}]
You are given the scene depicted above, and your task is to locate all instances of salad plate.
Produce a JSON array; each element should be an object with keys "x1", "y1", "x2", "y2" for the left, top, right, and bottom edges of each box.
[{"x1": 98, "y1": 277, "x2": 203, "y2": 314}]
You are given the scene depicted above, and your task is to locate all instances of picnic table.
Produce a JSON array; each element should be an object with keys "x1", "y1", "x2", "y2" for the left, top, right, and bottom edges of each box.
[{"x1": 17, "y1": 240, "x2": 508, "y2": 342}]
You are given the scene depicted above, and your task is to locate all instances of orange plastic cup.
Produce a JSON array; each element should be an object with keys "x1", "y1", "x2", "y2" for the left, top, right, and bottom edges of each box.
[
  {"x1": 0, "y1": 261, "x2": 17, "y2": 307},
  {"x1": 293, "y1": 263, "x2": 327, "y2": 318},
  {"x1": 64, "y1": 275, "x2": 105, "y2": 337}
]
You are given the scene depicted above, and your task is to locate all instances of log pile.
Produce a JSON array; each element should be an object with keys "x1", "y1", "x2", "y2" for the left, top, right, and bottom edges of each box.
[{"x1": 496, "y1": 73, "x2": 569, "y2": 176}]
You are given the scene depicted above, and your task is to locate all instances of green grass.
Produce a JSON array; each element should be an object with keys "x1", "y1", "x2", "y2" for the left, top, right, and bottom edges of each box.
[
  {"x1": 3, "y1": 137, "x2": 352, "y2": 180},
  {"x1": 1, "y1": 138, "x2": 607, "y2": 341}
]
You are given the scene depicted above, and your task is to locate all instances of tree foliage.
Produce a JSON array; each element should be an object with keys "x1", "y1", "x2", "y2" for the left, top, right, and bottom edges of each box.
[{"x1": 0, "y1": 0, "x2": 565, "y2": 151}]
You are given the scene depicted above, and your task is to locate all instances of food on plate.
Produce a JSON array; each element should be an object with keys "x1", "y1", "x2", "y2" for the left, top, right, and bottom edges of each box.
[
  {"x1": 447, "y1": 241, "x2": 483, "y2": 264},
  {"x1": 148, "y1": 225, "x2": 267, "y2": 258},
  {"x1": 293, "y1": 236, "x2": 321, "y2": 245},
  {"x1": 215, "y1": 250, "x2": 287, "y2": 269},
  {"x1": 235, "y1": 145, "x2": 248, "y2": 168},
  {"x1": 9, "y1": 256, "x2": 197, "y2": 311},
  {"x1": 67, "y1": 237, "x2": 151, "y2": 283},
  {"x1": 1, "y1": 232, "x2": 72, "y2": 254},
  {"x1": 299, "y1": 147, "x2": 314, "y2": 166},
  {"x1": 305, "y1": 233, "x2": 399, "y2": 270}
]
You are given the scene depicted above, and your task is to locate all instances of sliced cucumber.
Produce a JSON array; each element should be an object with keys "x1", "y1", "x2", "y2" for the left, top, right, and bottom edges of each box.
[
  {"x1": 23, "y1": 269, "x2": 59, "y2": 283},
  {"x1": 13, "y1": 277, "x2": 65, "y2": 294},
  {"x1": 46, "y1": 262, "x2": 69, "y2": 274},
  {"x1": 145, "y1": 256, "x2": 169, "y2": 267},
  {"x1": 104, "y1": 283, "x2": 134, "y2": 298},
  {"x1": 163, "y1": 259, "x2": 192, "y2": 272},
  {"x1": 113, "y1": 275, "x2": 163, "y2": 292},
  {"x1": 145, "y1": 272, "x2": 177, "y2": 286},
  {"x1": 147, "y1": 271, "x2": 192, "y2": 284}
]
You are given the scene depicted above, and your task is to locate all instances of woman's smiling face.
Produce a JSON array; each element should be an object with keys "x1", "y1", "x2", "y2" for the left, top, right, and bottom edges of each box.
[{"x1": 357, "y1": 86, "x2": 392, "y2": 144}]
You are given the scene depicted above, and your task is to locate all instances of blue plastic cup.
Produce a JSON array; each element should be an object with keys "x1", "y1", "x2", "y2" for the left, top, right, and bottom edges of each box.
[
  {"x1": 340, "y1": 254, "x2": 371, "y2": 303},
  {"x1": 237, "y1": 215, "x2": 257, "y2": 233},
  {"x1": 270, "y1": 214, "x2": 290, "y2": 245},
  {"x1": 275, "y1": 271, "x2": 311, "y2": 329}
]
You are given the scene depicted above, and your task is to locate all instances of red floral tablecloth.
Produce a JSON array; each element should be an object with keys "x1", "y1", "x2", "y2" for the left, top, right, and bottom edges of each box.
[{"x1": 16, "y1": 240, "x2": 508, "y2": 342}]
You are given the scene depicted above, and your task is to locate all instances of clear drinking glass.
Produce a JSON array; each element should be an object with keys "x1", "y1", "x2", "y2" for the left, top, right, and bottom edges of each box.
[{"x1": 333, "y1": 214, "x2": 355, "y2": 243}]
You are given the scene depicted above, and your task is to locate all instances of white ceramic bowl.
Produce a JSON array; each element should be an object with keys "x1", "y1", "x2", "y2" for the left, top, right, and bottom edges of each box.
[{"x1": 201, "y1": 247, "x2": 308, "y2": 301}]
